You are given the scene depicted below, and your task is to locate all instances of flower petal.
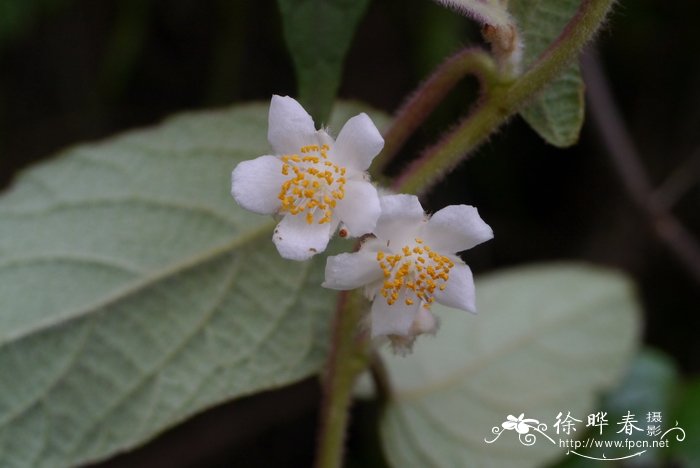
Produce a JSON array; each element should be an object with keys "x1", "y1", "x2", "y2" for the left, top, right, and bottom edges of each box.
[
  {"x1": 424, "y1": 204, "x2": 493, "y2": 253},
  {"x1": 333, "y1": 113, "x2": 384, "y2": 171},
  {"x1": 434, "y1": 262, "x2": 476, "y2": 313},
  {"x1": 231, "y1": 155, "x2": 285, "y2": 214},
  {"x1": 272, "y1": 214, "x2": 332, "y2": 261},
  {"x1": 334, "y1": 180, "x2": 380, "y2": 237},
  {"x1": 411, "y1": 308, "x2": 439, "y2": 335},
  {"x1": 268, "y1": 95, "x2": 317, "y2": 154},
  {"x1": 374, "y1": 194, "x2": 426, "y2": 242},
  {"x1": 370, "y1": 292, "x2": 421, "y2": 337},
  {"x1": 322, "y1": 252, "x2": 383, "y2": 290}
]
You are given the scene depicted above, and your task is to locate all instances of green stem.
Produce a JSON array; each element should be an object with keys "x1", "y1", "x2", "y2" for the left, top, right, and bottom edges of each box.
[
  {"x1": 394, "y1": 0, "x2": 615, "y2": 194},
  {"x1": 371, "y1": 48, "x2": 499, "y2": 177},
  {"x1": 313, "y1": 1, "x2": 615, "y2": 466},
  {"x1": 314, "y1": 291, "x2": 371, "y2": 468}
]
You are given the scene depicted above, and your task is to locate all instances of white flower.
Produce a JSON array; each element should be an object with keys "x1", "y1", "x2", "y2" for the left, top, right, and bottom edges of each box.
[
  {"x1": 231, "y1": 95, "x2": 384, "y2": 261},
  {"x1": 323, "y1": 194, "x2": 493, "y2": 343}
]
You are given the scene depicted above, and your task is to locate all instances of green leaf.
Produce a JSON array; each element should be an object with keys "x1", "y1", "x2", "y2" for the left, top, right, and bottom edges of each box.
[
  {"x1": 553, "y1": 349, "x2": 681, "y2": 467},
  {"x1": 379, "y1": 263, "x2": 640, "y2": 468},
  {"x1": 276, "y1": 0, "x2": 371, "y2": 122},
  {"x1": 511, "y1": 0, "x2": 585, "y2": 147},
  {"x1": 0, "y1": 101, "x2": 387, "y2": 466},
  {"x1": 602, "y1": 349, "x2": 679, "y2": 423},
  {"x1": 670, "y1": 379, "x2": 700, "y2": 467}
]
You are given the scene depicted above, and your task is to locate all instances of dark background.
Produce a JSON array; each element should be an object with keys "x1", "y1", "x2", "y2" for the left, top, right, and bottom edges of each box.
[{"x1": 1, "y1": 0, "x2": 698, "y2": 466}]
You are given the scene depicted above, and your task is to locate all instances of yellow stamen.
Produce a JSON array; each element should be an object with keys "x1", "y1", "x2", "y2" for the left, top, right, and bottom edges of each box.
[
  {"x1": 376, "y1": 240, "x2": 454, "y2": 310},
  {"x1": 277, "y1": 144, "x2": 346, "y2": 225}
]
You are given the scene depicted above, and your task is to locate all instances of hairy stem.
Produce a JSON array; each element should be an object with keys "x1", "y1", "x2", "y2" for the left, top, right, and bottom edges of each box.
[
  {"x1": 314, "y1": 291, "x2": 371, "y2": 468},
  {"x1": 395, "y1": 0, "x2": 616, "y2": 194},
  {"x1": 313, "y1": 1, "x2": 616, "y2": 466},
  {"x1": 371, "y1": 48, "x2": 499, "y2": 177}
]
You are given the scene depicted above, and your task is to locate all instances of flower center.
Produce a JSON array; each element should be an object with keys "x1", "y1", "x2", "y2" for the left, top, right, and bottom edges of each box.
[
  {"x1": 376, "y1": 238, "x2": 454, "y2": 308},
  {"x1": 278, "y1": 144, "x2": 347, "y2": 224}
]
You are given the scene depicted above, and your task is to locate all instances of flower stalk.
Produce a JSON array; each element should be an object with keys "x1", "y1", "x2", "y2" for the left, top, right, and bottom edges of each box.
[
  {"x1": 313, "y1": 0, "x2": 616, "y2": 466},
  {"x1": 371, "y1": 48, "x2": 499, "y2": 177},
  {"x1": 314, "y1": 290, "x2": 372, "y2": 468}
]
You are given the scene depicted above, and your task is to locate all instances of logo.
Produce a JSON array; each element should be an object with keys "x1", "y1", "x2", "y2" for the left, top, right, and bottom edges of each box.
[{"x1": 484, "y1": 411, "x2": 686, "y2": 461}]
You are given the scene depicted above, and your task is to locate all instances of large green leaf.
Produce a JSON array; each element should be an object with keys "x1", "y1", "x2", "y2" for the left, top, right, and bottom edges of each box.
[
  {"x1": 379, "y1": 264, "x2": 640, "y2": 468},
  {"x1": 511, "y1": 0, "x2": 585, "y2": 147},
  {"x1": 276, "y1": 0, "x2": 371, "y2": 122},
  {"x1": 0, "y1": 101, "x2": 386, "y2": 467}
]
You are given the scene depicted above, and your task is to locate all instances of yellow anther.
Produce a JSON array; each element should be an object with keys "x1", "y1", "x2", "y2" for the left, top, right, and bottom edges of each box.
[
  {"x1": 375, "y1": 240, "x2": 454, "y2": 309},
  {"x1": 277, "y1": 144, "x2": 345, "y2": 225}
]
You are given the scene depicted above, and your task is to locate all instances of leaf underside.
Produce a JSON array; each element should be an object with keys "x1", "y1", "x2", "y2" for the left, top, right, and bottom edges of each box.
[
  {"x1": 379, "y1": 263, "x2": 640, "y2": 468},
  {"x1": 0, "y1": 101, "x2": 387, "y2": 467},
  {"x1": 511, "y1": 0, "x2": 586, "y2": 147}
]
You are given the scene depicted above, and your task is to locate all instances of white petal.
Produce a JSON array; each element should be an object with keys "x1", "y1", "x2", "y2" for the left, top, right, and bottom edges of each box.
[
  {"x1": 410, "y1": 308, "x2": 439, "y2": 335},
  {"x1": 322, "y1": 252, "x2": 383, "y2": 290},
  {"x1": 434, "y1": 262, "x2": 476, "y2": 313},
  {"x1": 374, "y1": 194, "x2": 426, "y2": 242},
  {"x1": 268, "y1": 95, "x2": 317, "y2": 154},
  {"x1": 273, "y1": 215, "x2": 332, "y2": 261},
  {"x1": 231, "y1": 155, "x2": 285, "y2": 214},
  {"x1": 334, "y1": 180, "x2": 380, "y2": 237},
  {"x1": 371, "y1": 292, "x2": 421, "y2": 337},
  {"x1": 424, "y1": 204, "x2": 493, "y2": 253},
  {"x1": 333, "y1": 113, "x2": 384, "y2": 171}
]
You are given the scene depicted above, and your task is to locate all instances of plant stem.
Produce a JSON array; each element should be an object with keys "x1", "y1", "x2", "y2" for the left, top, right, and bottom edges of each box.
[
  {"x1": 394, "y1": 0, "x2": 616, "y2": 195},
  {"x1": 314, "y1": 291, "x2": 371, "y2": 468},
  {"x1": 313, "y1": 1, "x2": 616, "y2": 466},
  {"x1": 371, "y1": 48, "x2": 499, "y2": 177}
]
